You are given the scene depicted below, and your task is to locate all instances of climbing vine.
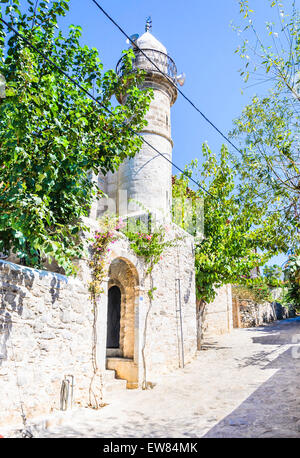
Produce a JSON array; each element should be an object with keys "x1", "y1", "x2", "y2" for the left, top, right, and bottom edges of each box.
[
  {"x1": 122, "y1": 219, "x2": 179, "y2": 389},
  {"x1": 124, "y1": 223, "x2": 173, "y2": 274},
  {"x1": 233, "y1": 277, "x2": 273, "y2": 303},
  {"x1": 89, "y1": 215, "x2": 125, "y2": 297},
  {"x1": 88, "y1": 214, "x2": 124, "y2": 408},
  {"x1": 88, "y1": 213, "x2": 179, "y2": 393}
]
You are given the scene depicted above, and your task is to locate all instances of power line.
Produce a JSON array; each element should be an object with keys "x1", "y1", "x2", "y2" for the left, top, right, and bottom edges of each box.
[
  {"x1": 91, "y1": 0, "x2": 289, "y2": 218},
  {"x1": 90, "y1": 2, "x2": 289, "y2": 216},
  {"x1": 0, "y1": 17, "x2": 217, "y2": 200},
  {"x1": 90, "y1": 0, "x2": 244, "y2": 157},
  {"x1": 0, "y1": 15, "x2": 289, "y2": 217}
]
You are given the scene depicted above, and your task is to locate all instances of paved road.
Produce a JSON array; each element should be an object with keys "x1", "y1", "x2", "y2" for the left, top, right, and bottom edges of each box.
[{"x1": 7, "y1": 317, "x2": 300, "y2": 438}]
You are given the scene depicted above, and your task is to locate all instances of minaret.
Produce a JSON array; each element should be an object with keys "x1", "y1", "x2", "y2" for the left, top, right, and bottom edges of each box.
[{"x1": 105, "y1": 22, "x2": 178, "y2": 220}]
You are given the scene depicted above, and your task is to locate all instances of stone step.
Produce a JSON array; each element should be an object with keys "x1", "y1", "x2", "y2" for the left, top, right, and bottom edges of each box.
[
  {"x1": 106, "y1": 357, "x2": 133, "y2": 363},
  {"x1": 106, "y1": 357, "x2": 138, "y2": 389},
  {"x1": 102, "y1": 369, "x2": 116, "y2": 382}
]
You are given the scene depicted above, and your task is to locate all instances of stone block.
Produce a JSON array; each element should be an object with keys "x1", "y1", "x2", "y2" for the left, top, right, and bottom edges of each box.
[{"x1": 39, "y1": 331, "x2": 56, "y2": 340}]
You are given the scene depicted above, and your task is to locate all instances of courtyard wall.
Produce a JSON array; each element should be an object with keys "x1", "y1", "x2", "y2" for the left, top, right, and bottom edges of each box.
[
  {"x1": 0, "y1": 260, "x2": 93, "y2": 427},
  {"x1": 0, "y1": 224, "x2": 198, "y2": 425}
]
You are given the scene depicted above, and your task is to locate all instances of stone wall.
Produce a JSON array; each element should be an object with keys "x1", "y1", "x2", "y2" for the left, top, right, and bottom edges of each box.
[
  {"x1": 232, "y1": 296, "x2": 297, "y2": 329},
  {"x1": 232, "y1": 296, "x2": 277, "y2": 328},
  {"x1": 238, "y1": 299, "x2": 276, "y2": 328},
  {"x1": 104, "y1": 224, "x2": 197, "y2": 385},
  {"x1": 0, "y1": 222, "x2": 198, "y2": 424},
  {"x1": 0, "y1": 260, "x2": 93, "y2": 427},
  {"x1": 142, "y1": 226, "x2": 197, "y2": 378},
  {"x1": 273, "y1": 301, "x2": 297, "y2": 320},
  {"x1": 201, "y1": 285, "x2": 233, "y2": 339}
]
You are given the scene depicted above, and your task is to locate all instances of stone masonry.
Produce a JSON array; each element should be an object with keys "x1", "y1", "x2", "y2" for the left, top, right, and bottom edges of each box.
[
  {"x1": 0, "y1": 27, "x2": 234, "y2": 428},
  {"x1": 98, "y1": 225, "x2": 198, "y2": 387},
  {"x1": 232, "y1": 298, "x2": 276, "y2": 328},
  {"x1": 0, "y1": 260, "x2": 93, "y2": 427},
  {"x1": 0, "y1": 222, "x2": 198, "y2": 426}
]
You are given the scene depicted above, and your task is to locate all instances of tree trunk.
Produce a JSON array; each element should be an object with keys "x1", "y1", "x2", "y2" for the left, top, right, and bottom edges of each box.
[{"x1": 196, "y1": 299, "x2": 206, "y2": 350}]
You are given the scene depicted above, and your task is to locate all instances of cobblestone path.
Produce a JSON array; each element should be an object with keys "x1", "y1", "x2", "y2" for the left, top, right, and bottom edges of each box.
[{"x1": 6, "y1": 317, "x2": 300, "y2": 438}]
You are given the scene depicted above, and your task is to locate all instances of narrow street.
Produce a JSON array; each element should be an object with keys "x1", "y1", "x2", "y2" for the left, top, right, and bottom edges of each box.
[{"x1": 7, "y1": 317, "x2": 300, "y2": 438}]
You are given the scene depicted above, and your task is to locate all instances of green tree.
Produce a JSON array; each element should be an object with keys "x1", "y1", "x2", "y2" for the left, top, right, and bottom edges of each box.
[
  {"x1": 283, "y1": 254, "x2": 300, "y2": 310},
  {"x1": 231, "y1": 0, "x2": 300, "y2": 241},
  {"x1": 173, "y1": 143, "x2": 288, "y2": 305},
  {"x1": 0, "y1": 0, "x2": 152, "y2": 273},
  {"x1": 263, "y1": 264, "x2": 283, "y2": 286}
]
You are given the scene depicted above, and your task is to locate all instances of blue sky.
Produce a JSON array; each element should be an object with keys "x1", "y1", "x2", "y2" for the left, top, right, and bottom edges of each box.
[
  {"x1": 3, "y1": 0, "x2": 296, "y2": 267},
  {"x1": 60, "y1": 0, "x2": 294, "y2": 268},
  {"x1": 60, "y1": 0, "x2": 281, "y2": 169}
]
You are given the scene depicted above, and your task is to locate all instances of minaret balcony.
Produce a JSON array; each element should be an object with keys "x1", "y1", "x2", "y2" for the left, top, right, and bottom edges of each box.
[{"x1": 116, "y1": 48, "x2": 177, "y2": 85}]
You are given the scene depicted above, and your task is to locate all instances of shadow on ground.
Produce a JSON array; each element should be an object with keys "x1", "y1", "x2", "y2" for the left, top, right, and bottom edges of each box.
[
  {"x1": 29, "y1": 317, "x2": 300, "y2": 438},
  {"x1": 203, "y1": 317, "x2": 300, "y2": 438}
]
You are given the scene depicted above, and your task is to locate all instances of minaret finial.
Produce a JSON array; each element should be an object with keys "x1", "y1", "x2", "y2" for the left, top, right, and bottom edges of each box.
[{"x1": 145, "y1": 16, "x2": 152, "y2": 32}]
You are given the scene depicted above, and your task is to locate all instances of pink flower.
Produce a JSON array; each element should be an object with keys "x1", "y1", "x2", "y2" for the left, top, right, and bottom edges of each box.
[{"x1": 117, "y1": 218, "x2": 125, "y2": 228}]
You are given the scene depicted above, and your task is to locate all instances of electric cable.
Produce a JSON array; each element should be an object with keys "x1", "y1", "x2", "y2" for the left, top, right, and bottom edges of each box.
[
  {"x1": 91, "y1": 0, "x2": 244, "y2": 157},
  {"x1": 0, "y1": 17, "x2": 217, "y2": 200}
]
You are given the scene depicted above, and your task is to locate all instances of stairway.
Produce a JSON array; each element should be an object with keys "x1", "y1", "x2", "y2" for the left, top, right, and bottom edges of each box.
[
  {"x1": 102, "y1": 369, "x2": 127, "y2": 401},
  {"x1": 106, "y1": 357, "x2": 138, "y2": 389}
]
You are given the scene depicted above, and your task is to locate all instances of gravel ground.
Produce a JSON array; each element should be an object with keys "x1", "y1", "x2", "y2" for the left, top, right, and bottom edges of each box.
[{"x1": 4, "y1": 317, "x2": 300, "y2": 438}]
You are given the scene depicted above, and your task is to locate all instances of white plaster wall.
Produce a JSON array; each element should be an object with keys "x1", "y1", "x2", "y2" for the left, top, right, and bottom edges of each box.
[{"x1": 202, "y1": 285, "x2": 233, "y2": 338}]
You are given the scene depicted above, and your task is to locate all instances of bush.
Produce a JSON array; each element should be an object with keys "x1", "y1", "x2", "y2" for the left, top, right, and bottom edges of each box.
[
  {"x1": 263, "y1": 264, "x2": 284, "y2": 287},
  {"x1": 283, "y1": 255, "x2": 300, "y2": 312},
  {"x1": 234, "y1": 277, "x2": 272, "y2": 303}
]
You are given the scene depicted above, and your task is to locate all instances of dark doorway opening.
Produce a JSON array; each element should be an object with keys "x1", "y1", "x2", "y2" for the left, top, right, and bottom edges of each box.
[{"x1": 106, "y1": 285, "x2": 121, "y2": 348}]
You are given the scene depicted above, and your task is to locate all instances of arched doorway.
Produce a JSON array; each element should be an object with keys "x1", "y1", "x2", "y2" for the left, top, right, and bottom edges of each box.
[
  {"x1": 106, "y1": 286, "x2": 121, "y2": 349},
  {"x1": 106, "y1": 257, "x2": 139, "y2": 388}
]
